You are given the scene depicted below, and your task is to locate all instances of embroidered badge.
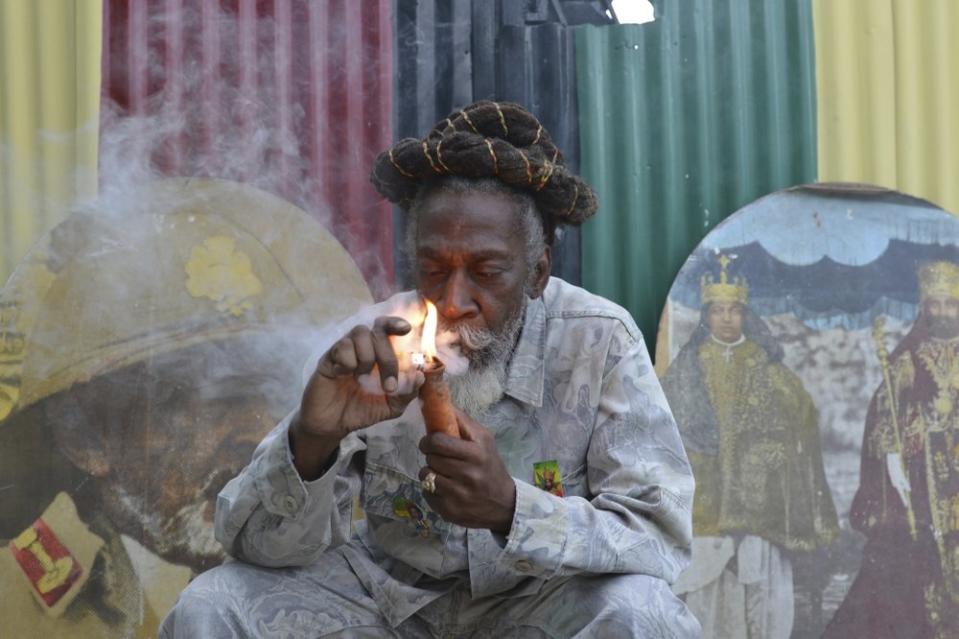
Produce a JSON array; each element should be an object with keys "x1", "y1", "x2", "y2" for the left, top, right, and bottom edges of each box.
[
  {"x1": 9, "y1": 519, "x2": 82, "y2": 608},
  {"x1": 533, "y1": 460, "x2": 564, "y2": 497},
  {"x1": 392, "y1": 496, "x2": 433, "y2": 538}
]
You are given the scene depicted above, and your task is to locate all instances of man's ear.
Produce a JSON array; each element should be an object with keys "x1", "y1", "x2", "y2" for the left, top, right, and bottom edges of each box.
[{"x1": 529, "y1": 245, "x2": 551, "y2": 298}]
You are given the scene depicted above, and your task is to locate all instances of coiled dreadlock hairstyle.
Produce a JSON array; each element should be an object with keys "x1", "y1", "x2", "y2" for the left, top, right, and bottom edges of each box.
[{"x1": 370, "y1": 100, "x2": 599, "y2": 241}]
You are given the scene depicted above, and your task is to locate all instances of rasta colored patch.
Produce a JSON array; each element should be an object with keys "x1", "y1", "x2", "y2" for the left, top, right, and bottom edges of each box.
[
  {"x1": 533, "y1": 460, "x2": 564, "y2": 497},
  {"x1": 392, "y1": 496, "x2": 433, "y2": 538}
]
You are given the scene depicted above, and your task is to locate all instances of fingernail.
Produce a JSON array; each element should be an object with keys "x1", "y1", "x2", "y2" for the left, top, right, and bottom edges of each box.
[{"x1": 384, "y1": 376, "x2": 397, "y2": 392}]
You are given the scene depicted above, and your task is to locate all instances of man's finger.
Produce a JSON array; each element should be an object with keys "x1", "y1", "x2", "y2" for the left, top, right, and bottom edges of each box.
[
  {"x1": 453, "y1": 408, "x2": 478, "y2": 442},
  {"x1": 418, "y1": 432, "x2": 475, "y2": 460},
  {"x1": 424, "y1": 453, "x2": 465, "y2": 478},
  {"x1": 328, "y1": 338, "x2": 358, "y2": 374},
  {"x1": 386, "y1": 370, "x2": 423, "y2": 404},
  {"x1": 374, "y1": 315, "x2": 412, "y2": 336},
  {"x1": 349, "y1": 328, "x2": 377, "y2": 375},
  {"x1": 417, "y1": 465, "x2": 457, "y2": 494},
  {"x1": 371, "y1": 326, "x2": 399, "y2": 392}
]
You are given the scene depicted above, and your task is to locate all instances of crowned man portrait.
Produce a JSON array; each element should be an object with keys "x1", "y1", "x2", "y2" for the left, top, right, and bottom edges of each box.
[
  {"x1": 662, "y1": 255, "x2": 839, "y2": 639},
  {"x1": 826, "y1": 260, "x2": 959, "y2": 639}
]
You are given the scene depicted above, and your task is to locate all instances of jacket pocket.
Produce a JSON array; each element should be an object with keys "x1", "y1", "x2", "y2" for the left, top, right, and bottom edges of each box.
[
  {"x1": 561, "y1": 463, "x2": 588, "y2": 498},
  {"x1": 362, "y1": 461, "x2": 451, "y2": 540}
]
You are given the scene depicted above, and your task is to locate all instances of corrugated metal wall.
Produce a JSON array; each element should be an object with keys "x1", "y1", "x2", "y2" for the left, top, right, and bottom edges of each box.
[
  {"x1": 393, "y1": 0, "x2": 614, "y2": 287},
  {"x1": 101, "y1": 0, "x2": 394, "y2": 296},
  {"x1": 813, "y1": 0, "x2": 959, "y2": 216},
  {"x1": 0, "y1": 0, "x2": 102, "y2": 282},
  {"x1": 577, "y1": 0, "x2": 817, "y2": 354}
]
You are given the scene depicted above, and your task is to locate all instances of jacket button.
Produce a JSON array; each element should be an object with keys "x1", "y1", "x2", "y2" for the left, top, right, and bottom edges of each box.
[
  {"x1": 514, "y1": 560, "x2": 533, "y2": 572},
  {"x1": 283, "y1": 495, "x2": 298, "y2": 514}
]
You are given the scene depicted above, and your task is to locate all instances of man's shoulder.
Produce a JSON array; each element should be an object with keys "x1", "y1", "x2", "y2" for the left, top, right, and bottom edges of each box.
[{"x1": 542, "y1": 277, "x2": 641, "y2": 341}]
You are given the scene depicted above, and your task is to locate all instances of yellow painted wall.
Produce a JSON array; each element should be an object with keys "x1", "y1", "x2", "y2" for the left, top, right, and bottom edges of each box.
[
  {"x1": 814, "y1": 0, "x2": 959, "y2": 213},
  {"x1": 0, "y1": 0, "x2": 102, "y2": 281}
]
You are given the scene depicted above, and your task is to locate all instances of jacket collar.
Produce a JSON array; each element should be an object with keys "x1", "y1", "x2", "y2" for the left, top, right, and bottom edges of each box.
[{"x1": 504, "y1": 294, "x2": 546, "y2": 407}]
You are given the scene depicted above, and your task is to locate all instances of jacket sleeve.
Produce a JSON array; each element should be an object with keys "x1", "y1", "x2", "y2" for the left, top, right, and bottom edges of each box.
[
  {"x1": 495, "y1": 327, "x2": 695, "y2": 583},
  {"x1": 213, "y1": 410, "x2": 366, "y2": 567}
]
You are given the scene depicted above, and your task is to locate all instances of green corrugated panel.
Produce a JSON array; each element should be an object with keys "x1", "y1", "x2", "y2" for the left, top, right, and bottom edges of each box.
[{"x1": 576, "y1": 0, "x2": 816, "y2": 356}]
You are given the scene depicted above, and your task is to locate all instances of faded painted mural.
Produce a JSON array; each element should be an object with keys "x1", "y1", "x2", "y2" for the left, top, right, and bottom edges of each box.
[
  {"x1": 0, "y1": 180, "x2": 370, "y2": 637},
  {"x1": 660, "y1": 184, "x2": 959, "y2": 638}
]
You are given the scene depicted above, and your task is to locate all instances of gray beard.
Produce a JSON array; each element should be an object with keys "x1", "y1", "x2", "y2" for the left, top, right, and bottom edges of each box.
[
  {"x1": 442, "y1": 297, "x2": 527, "y2": 418},
  {"x1": 448, "y1": 359, "x2": 508, "y2": 418}
]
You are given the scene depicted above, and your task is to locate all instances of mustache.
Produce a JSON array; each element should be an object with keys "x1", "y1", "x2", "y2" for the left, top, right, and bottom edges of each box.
[{"x1": 438, "y1": 319, "x2": 498, "y2": 352}]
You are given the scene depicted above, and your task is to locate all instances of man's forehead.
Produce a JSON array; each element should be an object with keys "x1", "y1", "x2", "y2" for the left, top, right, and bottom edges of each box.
[
  {"x1": 416, "y1": 242, "x2": 513, "y2": 262},
  {"x1": 416, "y1": 195, "x2": 524, "y2": 257},
  {"x1": 417, "y1": 187, "x2": 521, "y2": 225}
]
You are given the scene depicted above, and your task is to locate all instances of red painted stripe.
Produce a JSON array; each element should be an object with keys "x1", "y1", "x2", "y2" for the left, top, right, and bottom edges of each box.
[{"x1": 100, "y1": 0, "x2": 394, "y2": 291}]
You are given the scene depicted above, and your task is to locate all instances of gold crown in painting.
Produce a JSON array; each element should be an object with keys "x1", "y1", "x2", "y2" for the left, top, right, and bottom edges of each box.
[
  {"x1": 701, "y1": 255, "x2": 748, "y2": 305},
  {"x1": 919, "y1": 261, "x2": 959, "y2": 300}
]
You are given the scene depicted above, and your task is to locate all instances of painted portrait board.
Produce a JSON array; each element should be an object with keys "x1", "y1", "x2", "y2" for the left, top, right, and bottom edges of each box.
[{"x1": 658, "y1": 184, "x2": 959, "y2": 639}]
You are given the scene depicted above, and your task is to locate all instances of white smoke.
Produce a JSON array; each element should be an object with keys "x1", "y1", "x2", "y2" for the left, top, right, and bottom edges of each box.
[{"x1": 1, "y1": 2, "x2": 396, "y2": 578}]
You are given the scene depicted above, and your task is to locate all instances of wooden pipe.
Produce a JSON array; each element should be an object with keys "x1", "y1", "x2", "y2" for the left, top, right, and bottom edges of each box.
[{"x1": 418, "y1": 357, "x2": 459, "y2": 438}]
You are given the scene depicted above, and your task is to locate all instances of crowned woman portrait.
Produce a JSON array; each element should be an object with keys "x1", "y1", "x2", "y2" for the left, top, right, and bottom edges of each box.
[{"x1": 663, "y1": 255, "x2": 839, "y2": 639}]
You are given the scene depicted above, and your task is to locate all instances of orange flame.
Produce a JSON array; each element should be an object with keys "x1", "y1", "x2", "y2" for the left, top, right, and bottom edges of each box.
[{"x1": 421, "y1": 300, "x2": 438, "y2": 360}]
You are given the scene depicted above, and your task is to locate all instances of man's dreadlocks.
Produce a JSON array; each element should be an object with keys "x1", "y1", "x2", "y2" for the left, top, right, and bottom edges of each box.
[{"x1": 370, "y1": 100, "x2": 598, "y2": 239}]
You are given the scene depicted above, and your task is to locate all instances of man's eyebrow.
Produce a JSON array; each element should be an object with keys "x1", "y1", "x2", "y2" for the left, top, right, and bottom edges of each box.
[
  {"x1": 416, "y1": 247, "x2": 443, "y2": 260},
  {"x1": 468, "y1": 250, "x2": 512, "y2": 262},
  {"x1": 417, "y1": 247, "x2": 512, "y2": 262}
]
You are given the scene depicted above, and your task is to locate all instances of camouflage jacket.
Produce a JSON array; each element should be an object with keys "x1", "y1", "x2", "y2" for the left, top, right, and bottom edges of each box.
[{"x1": 214, "y1": 278, "x2": 694, "y2": 626}]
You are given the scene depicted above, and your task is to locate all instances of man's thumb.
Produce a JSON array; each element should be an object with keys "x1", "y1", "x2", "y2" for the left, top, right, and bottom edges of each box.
[{"x1": 454, "y1": 409, "x2": 475, "y2": 441}]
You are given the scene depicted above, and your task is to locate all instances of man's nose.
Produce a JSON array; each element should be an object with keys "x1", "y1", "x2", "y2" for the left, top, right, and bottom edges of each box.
[{"x1": 437, "y1": 270, "x2": 479, "y2": 320}]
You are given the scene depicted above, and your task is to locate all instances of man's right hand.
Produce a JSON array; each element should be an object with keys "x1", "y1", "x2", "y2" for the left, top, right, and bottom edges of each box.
[
  {"x1": 886, "y1": 452, "x2": 912, "y2": 508},
  {"x1": 291, "y1": 316, "x2": 425, "y2": 480}
]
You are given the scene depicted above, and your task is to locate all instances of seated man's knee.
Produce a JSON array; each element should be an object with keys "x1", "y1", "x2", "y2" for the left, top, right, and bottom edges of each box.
[
  {"x1": 615, "y1": 574, "x2": 700, "y2": 638},
  {"x1": 566, "y1": 573, "x2": 701, "y2": 638},
  {"x1": 160, "y1": 562, "x2": 258, "y2": 638},
  {"x1": 163, "y1": 551, "x2": 394, "y2": 638}
]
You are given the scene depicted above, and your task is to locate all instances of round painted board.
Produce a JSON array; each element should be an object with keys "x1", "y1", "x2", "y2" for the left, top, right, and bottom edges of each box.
[{"x1": 657, "y1": 184, "x2": 959, "y2": 638}]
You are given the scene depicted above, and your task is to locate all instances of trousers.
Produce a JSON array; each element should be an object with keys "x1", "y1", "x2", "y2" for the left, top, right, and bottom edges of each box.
[{"x1": 160, "y1": 543, "x2": 700, "y2": 638}]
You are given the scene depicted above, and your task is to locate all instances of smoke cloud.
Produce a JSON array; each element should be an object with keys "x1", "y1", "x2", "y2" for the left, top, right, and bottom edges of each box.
[{"x1": 1, "y1": 1, "x2": 395, "y2": 579}]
